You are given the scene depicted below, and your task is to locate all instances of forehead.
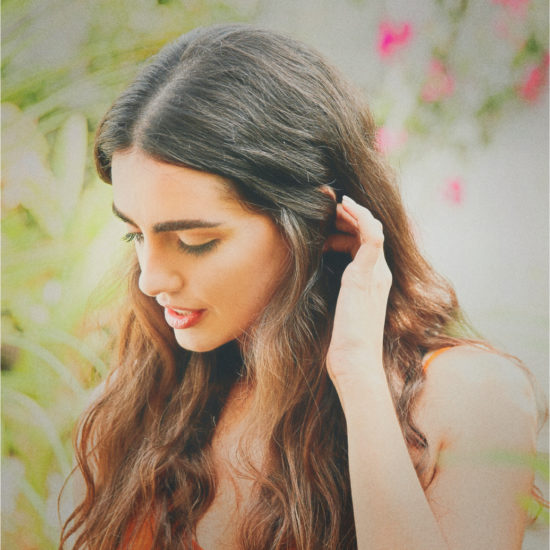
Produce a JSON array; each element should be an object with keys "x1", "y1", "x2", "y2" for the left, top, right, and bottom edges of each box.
[{"x1": 111, "y1": 149, "x2": 240, "y2": 217}]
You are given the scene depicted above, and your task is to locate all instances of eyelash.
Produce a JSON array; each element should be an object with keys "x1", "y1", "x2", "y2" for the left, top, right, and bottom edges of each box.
[
  {"x1": 179, "y1": 239, "x2": 219, "y2": 256},
  {"x1": 122, "y1": 232, "x2": 143, "y2": 244},
  {"x1": 122, "y1": 233, "x2": 219, "y2": 256}
]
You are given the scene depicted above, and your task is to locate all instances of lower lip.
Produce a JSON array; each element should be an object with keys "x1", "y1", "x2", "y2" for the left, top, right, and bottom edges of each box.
[{"x1": 164, "y1": 308, "x2": 205, "y2": 329}]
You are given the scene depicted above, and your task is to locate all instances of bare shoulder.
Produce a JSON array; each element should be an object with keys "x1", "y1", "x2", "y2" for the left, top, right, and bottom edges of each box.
[
  {"x1": 413, "y1": 347, "x2": 541, "y2": 546},
  {"x1": 416, "y1": 345, "x2": 538, "y2": 452}
]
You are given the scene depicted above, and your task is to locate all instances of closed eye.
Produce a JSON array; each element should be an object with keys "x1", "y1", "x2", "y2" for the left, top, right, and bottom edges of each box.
[
  {"x1": 122, "y1": 232, "x2": 219, "y2": 256},
  {"x1": 178, "y1": 239, "x2": 219, "y2": 256}
]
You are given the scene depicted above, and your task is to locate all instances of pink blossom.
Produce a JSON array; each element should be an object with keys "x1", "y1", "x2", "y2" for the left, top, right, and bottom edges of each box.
[
  {"x1": 377, "y1": 21, "x2": 412, "y2": 58},
  {"x1": 492, "y1": 0, "x2": 529, "y2": 15},
  {"x1": 421, "y1": 60, "x2": 455, "y2": 102},
  {"x1": 493, "y1": 9, "x2": 527, "y2": 43},
  {"x1": 518, "y1": 53, "x2": 549, "y2": 102},
  {"x1": 442, "y1": 179, "x2": 463, "y2": 205},
  {"x1": 493, "y1": 14, "x2": 512, "y2": 40},
  {"x1": 375, "y1": 127, "x2": 408, "y2": 154}
]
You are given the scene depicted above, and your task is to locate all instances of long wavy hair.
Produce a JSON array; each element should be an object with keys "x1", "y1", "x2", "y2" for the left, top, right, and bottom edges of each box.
[{"x1": 61, "y1": 24, "x2": 501, "y2": 549}]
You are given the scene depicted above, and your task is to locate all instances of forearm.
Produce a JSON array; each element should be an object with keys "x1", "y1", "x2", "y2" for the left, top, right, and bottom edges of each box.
[{"x1": 337, "y1": 367, "x2": 448, "y2": 550}]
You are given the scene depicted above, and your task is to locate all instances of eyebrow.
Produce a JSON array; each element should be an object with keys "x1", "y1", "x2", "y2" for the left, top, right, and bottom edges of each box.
[{"x1": 112, "y1": 203, "x2": 223, "y2": 232}]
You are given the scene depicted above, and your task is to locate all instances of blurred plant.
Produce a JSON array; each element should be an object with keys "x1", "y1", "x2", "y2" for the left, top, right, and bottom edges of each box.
[
  {"x1": 371, "y1": 0, "x2": 548, "y2": 220},
  {"x1": 372, "y1": 0, "x2": 548, "y2": 149},
  {"x1": 441, "y1": 178, "x2": 464, "y2": 205},
  {"x1": 377, "y1": 20, "x2": 413, "y2": 58},
  {"x1": 1, "y1": 1, "x2": 259, "y2": 547}
]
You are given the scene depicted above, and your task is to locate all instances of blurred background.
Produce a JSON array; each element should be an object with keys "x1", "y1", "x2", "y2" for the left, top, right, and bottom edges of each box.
[{"x1": 1, "y1": 0, "x2": 548, "y2": 548}]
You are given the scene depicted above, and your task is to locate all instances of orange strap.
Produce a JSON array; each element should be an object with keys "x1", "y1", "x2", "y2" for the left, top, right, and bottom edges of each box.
[
  {"x1": 422, "y1": 346, "x2": 453, "y2": 373},
  {"x1": 120, "y1": 518, "x2": 205, "y2": 550},
  {"x1": 119, "y1": 518, "x2": 154, "y2": 549}
]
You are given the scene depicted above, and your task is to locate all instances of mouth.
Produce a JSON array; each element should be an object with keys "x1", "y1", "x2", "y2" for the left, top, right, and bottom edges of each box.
[{"x1": 164, "y1": 306, "x2": 206, "y2": 330}]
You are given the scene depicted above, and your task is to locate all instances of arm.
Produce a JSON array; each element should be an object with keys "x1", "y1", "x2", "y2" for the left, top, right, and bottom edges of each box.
[
  {"x1": 326, "y1": 196, "x2": 537, "y2": 550},
  {"x1": 418, "y1": 347, "x2": 538, "y2": 549},
  {"x1": 339, "y1": 365, "x2": 448, "y2": 549}
]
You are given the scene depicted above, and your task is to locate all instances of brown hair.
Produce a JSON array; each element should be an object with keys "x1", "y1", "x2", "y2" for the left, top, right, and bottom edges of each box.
[{"x1": 60, "y1": 24, "x2": 530, "y2": 549}]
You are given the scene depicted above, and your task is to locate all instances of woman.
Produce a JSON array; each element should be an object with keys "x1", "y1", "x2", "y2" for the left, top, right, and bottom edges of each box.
[{"x1": 60, "y1": 24, "x2": 541, "y2": 550}]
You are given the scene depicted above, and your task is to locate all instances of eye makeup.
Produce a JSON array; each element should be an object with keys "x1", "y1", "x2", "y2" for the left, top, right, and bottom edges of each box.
[
  {"x1": 122, "y1": 232, "x2": 219, "y2": 256},
  {"x1": 177, "y1": 239, "x2": 219, "y2": 256}
]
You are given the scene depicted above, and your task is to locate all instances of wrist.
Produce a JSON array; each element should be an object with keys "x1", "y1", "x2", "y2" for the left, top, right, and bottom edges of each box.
[
  {"x1": 329, "y1": 360, "x2": 389, "y2": 399},
  {"x1": 327, "y1": 350, "x2": 384, "y2": 381}
]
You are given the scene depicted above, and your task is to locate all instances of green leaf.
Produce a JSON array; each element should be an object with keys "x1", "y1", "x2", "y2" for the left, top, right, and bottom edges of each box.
[
  {"x1": 50, "y1": 113, "x2": 88, "y2": 230},
  {"x1": 2, "y1": 333, "x2": 86, "y2": 398},
  {"x1": 3, "y1": 388, "x2": 72, "y2": 476}
]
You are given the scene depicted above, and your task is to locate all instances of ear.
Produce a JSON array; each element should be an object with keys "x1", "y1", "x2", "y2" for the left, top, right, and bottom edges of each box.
[
  {"x1": 318, "y1": 185, "x2": 338, "y2": 246},
  {"x1": 319, "y1": 185, "x2": 337, "y2": 202}
]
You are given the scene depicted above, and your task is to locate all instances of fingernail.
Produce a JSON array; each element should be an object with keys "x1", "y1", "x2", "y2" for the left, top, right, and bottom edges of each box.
[{"x1": 342, "y1": 195, "x2": 355, "y2": 205}]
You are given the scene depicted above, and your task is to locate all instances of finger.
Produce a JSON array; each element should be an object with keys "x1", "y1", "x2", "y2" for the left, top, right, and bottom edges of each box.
[
  {"x1": 334, "y1": 203, "x2": 359, "y2": 233},
  {"x1": 341, "y1": 196, "x2": 385, "y2": 271},
  {"x1": 323, "y1": 233, "x2": 360, "y2": 255},
  {"x1": 341, "y1": 196, "x2": 384, "y2": 246}
]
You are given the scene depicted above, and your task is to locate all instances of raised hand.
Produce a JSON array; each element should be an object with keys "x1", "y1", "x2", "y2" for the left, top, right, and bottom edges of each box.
[{"x1": 325, "y1": 196, "x2": 392, "y2": 389}]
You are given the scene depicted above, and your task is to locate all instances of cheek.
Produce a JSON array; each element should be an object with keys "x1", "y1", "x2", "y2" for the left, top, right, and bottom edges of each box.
[
  {"x1": 207, "y1": 236, "x2": 287, "y2": 316},
  {"x1": 238, "y1": 241, "x2": 288, "y2": 311}
]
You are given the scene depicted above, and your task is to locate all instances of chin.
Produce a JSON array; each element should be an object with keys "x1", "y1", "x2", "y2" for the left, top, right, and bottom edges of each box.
[{"x1": 173, "y1": 331, "x2": 232, "y2": 353}]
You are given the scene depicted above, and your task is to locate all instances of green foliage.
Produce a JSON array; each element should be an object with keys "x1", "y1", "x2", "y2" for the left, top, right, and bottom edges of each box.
[{"x1": 1, "y1": 0, "x2": 258, "y2": 546}]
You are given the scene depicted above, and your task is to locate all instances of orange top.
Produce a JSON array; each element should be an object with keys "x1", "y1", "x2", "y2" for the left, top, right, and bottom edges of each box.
[
  {"x1": 422, "y1": 346, "x2": 453, "y2": 372},
  {"x1": 119, "y1": 518, "x2": 204, "y2": 550}
]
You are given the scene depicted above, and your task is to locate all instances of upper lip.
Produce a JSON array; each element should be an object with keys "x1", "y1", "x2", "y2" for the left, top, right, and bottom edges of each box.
[{"x1": 157, "y1": 301, "x2": 203, "y2": 312}]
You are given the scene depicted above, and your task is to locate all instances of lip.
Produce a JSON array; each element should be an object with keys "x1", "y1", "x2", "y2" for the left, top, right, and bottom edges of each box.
[{"x1": 163, "y1": 307, "x2": 206, "y2": 330}]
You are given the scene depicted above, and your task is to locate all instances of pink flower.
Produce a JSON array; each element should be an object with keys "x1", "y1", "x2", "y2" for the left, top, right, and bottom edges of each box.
[
  {"x1": 442, "y1": 179, "x2": 463, "y2": 205},
  {"x1": 493, "y1": 14, "x2": 513, "y2": 40},
  {"x1": 518, "y1": 53, "x2": 549, "y2": 102},
  {"x1": 377, "y1": 21, "x2": 413, "y2": 58},
  {"x1": 492, "y1": 0, "x2": 529, "y2": 19},
  {"x1": 492, "y1": 0, "x2": 529, "y2": 11},
  {"x1": 421, "y1": 60, "x2": 455, "y2": 102},
  {"x1": 375, "y1": 127, "x2": 408, "y2": 154}
]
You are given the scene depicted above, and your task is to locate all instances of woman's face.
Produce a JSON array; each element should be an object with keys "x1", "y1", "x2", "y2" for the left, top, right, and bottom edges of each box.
[{"x1": 111, "y1": 149, "x2": 289, "y2": 352}]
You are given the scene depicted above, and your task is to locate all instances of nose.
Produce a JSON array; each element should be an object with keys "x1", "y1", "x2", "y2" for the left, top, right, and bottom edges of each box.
[{"x1": 137, "y1": 241, "x2": 184, "y2": 297}]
